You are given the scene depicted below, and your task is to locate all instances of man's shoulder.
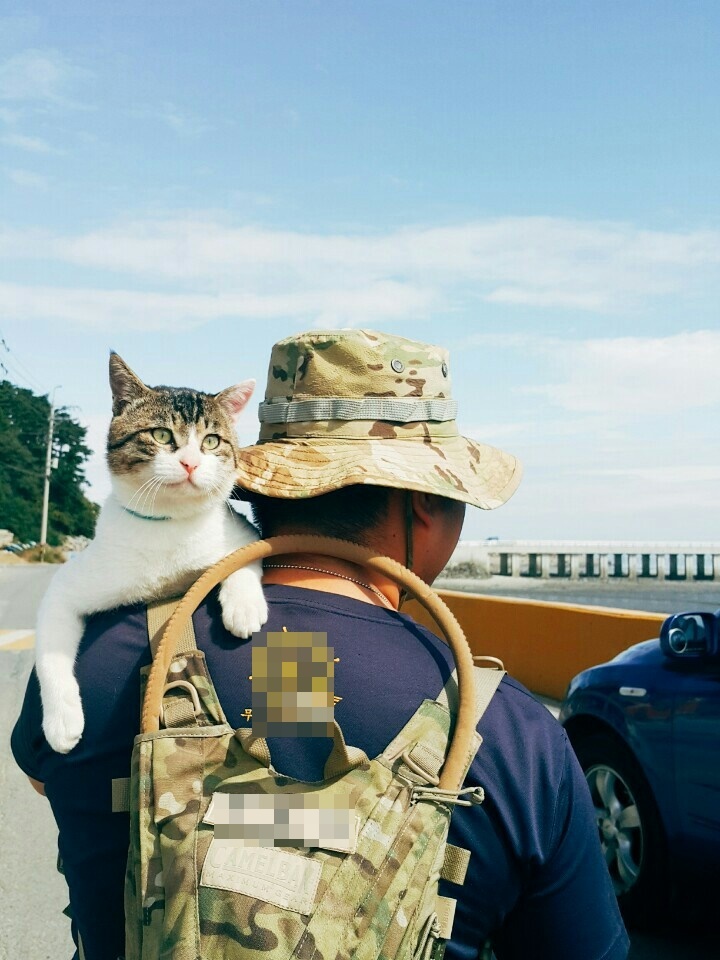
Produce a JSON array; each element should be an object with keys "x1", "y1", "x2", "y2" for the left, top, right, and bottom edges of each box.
[
  {"x1": 484, "y1": 673, "x2": 567, "y2": 749},
  {"x1": 470, "y1": 673, "x2": 572, "y2": 802}
]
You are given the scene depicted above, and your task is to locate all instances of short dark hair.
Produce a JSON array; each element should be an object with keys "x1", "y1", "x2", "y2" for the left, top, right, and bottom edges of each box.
[{"x1": 246, "y1": 485, "x2": 394, "y2": 545}]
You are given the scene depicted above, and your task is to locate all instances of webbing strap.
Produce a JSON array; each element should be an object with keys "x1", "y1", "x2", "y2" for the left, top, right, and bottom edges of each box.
[
  {"x1": 322, "y1": 722, "x2": 370, "y2": 778},
  {"x1": 146, "y1": 601, "x2": 201, "y2": 729},
  {"x1": 437, "y1": 666, "x2": 505, "y2": 727},
  {"x1": 441, "y1": 843, "x2": 471, "y2": 886},
  {"x1": 259, "y1": 396, "x2": 458, "y2": 424},
  {"x1": 111, "y1": 777, "x2": 131, "y2": 813},
  {"x1": 163, "y1": 698, "x2": 198, "y2": 728},
  {"x1": 404, "y1": 741, "x2": 444, "y2": 782},
  {"x1": 78, "y1": 933, "x2": 86, "y2": 960},
  {"x1": 146, "y1": 598, "x2": 196, "y2": 659},
  {"x1": 436, "y1": 895, "x2": 457, "y2": 940}
]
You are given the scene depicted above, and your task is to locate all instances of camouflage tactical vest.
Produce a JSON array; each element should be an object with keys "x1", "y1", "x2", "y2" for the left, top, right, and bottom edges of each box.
[{"x1": 117, "y1": 539, "x2": 504, "y2": 960}]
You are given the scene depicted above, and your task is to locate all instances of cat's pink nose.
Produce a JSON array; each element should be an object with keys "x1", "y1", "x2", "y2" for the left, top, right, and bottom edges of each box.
[{"x1": 180, "y1": 460, "x2": 197, "y2": 476}]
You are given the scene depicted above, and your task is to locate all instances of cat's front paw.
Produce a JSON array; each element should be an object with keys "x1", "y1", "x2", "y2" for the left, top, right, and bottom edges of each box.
[
  {"x1": 42, "y1": 686, "x2": 85, "y2": 754},
  {"x1": 219, "y1": 572, "x2": 268, "y2": 639}
]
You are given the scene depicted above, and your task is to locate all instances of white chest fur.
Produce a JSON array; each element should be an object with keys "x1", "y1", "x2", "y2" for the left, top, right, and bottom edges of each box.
[{"x1": 34, "y1": 495, "x2": 267, "y2": 753}]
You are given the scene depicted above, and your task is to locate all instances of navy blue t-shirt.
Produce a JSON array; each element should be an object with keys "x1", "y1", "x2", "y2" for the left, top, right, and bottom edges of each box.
[{"x1": 11, "y1": 585, "x2": 628, "y2": 960}]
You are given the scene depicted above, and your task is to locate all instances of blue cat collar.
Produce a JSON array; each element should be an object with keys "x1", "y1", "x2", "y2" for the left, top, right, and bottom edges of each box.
[{"x1": 123, "y1": 506, "x2": 172, "y2": 522}]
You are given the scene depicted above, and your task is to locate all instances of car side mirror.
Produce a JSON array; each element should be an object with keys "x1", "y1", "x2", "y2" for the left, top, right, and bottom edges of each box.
[{"x1": 660, "y1": 611, "x2": 720, "y2": 659}]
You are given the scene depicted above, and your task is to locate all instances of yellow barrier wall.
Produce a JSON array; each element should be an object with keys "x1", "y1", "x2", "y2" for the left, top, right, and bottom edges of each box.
[{"x1": 403, "y1": 591, "x2": 666, "y2": 700}]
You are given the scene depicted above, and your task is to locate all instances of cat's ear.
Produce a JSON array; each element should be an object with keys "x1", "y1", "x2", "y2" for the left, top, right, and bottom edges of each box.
[
  {"x1": 109, "y1": 352, "x2": 150, "y2": 415},
  {"x1": 215, "y1": 379, "x2": 255, "y2": 422}
]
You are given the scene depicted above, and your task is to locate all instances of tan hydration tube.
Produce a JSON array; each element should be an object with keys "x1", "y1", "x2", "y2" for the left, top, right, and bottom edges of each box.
[{"x1": 141, "y1": 535, "x2": 476, "y2": 790}]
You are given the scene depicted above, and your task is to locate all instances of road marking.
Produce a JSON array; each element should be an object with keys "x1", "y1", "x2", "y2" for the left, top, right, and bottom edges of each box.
[{"x1": 0, "y1": 629, "x2": 35, "y2": 651}]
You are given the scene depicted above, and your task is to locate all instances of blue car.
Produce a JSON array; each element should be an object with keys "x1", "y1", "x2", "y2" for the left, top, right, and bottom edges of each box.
[{"x1": 560, "y1": 610, "x2": 720, "y2": 920}]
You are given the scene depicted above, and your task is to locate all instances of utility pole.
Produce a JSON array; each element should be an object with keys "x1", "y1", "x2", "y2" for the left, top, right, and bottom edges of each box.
[{"x1": 40, "y1": 386, "x2": 61, "y2": 560}]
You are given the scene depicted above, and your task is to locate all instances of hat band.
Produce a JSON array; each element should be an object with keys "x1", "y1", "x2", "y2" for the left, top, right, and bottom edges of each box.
[{"x1": 259, "y1": 397, "x2": 458, "y2": 425}]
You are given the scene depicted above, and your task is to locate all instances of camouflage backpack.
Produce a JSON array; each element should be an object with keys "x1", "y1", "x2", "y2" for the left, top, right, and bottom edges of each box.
[{"x1": 118, "y1": 536, "x2": 504, "y2": 960}]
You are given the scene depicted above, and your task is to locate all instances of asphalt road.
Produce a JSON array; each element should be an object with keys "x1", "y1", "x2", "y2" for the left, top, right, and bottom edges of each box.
[
  {"x1": 1, "y1": 649, "x2": 73, "y2": 960},
  {"x1": 0, "y1": 563, "x2": 717, "y2": 960}
]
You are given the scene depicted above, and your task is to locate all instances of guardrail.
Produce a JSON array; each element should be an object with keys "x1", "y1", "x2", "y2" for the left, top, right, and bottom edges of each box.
[
  {"x1": 447, "y1": 540, "x2": 720, "y2": 581},
  {"x1": 404, "y1": 590, "x2": 665, "y2": 700}
]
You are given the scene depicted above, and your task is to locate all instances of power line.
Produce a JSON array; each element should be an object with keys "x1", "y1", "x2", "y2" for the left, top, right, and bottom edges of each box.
[{"x1": 0, "y1": 329, "x2": 47, "y2": 394}]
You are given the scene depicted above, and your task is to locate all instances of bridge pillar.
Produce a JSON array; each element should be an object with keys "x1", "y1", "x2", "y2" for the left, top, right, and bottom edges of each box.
[
  {"x1": 541, "y1": 554, "x2": 551, "y2": 579},
  {"x1": 628, "y1": 554, "x2": 638, "y2": 581},
  {"x1": 657, "y1": 554, "x2": 666, "y2": 580},
  {"x1": 570, "y1": 554, "x2": 580, "y2": 581},
  {"x1": 511, "y1": 554, "x2": 521, "y2": 578},
  {"x1": 599, "y1": 554, "x2": 609, "y2": 581}
]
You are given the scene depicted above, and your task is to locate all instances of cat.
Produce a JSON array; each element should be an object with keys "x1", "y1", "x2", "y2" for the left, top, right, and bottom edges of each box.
[{"x1": 35, "y1": 352, "x2": 268, "y2": 754}]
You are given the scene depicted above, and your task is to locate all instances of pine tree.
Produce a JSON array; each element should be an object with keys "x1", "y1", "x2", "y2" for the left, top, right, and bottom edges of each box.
[{"x1": 0, "y1": 381, "x2": 98, "y2": 545}]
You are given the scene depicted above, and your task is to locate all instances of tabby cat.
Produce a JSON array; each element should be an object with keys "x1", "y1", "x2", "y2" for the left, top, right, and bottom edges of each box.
[{"x1": 35, "y1": 353, "x2": 267, "y2": 754}]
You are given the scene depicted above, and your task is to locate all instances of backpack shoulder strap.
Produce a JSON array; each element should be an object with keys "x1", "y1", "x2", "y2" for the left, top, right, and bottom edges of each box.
[
  {"x1": 112, "y1": 601, "x2": 202, "y2": 813},
  {"x1": 381, "y1": 665, "x2": 505, "y2": 789},
  {"x1": 146, "y1": 597, "x2": 197, "y2": 658},
  {"x1": 436, "y1": 664, "x2": 505, "y2": 728}
]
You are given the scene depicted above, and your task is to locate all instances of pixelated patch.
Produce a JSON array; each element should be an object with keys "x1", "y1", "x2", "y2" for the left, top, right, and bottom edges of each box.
[
  {"x1": 251, "y1": 631, "x2": 335, "y2": 737},
  {"x1": 200, "y1": 841, "x2": 322, "y2": 914},
  {"x1": 204, "y1": 791, "x2": 359, "y2": 853}
]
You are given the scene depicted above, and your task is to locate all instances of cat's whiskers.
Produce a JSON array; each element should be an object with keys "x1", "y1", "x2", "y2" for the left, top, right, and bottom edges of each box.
[
  {"x1": 146, "y1": 476, "x2": 170, "y2": 519},
  {"x1": 137, "y1": 476, "x2": 166, "y2": 517},
  {"x1": 124, "y1": 476, "x2": 163, "y2": 514},
  {"x1": 204, "y1": 475, "x2": 231, "y2": 512},
  {"x1": 218, "y1": 486, "x2": 238, "y2": 521},
  {"x1": 142, "y1": 477, "x2": 165, "y2": 517}
]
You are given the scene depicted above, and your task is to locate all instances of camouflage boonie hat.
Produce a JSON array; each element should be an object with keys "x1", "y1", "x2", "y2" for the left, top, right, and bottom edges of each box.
[{"x1": 236, "y1": 329, "x2": 522, "y2": 509}]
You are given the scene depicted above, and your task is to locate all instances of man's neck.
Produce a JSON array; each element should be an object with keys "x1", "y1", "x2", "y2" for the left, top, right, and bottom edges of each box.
[{"x1": 262, "y1": 553, "x2": 401, "y2": 610}]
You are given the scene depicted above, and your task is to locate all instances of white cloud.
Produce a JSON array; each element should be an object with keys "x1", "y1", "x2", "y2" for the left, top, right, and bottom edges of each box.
[
  {"x1": 594, "y1": 465, "x2": 720, "y2": 484},
  {"x1": 525, "y1": 330, "x2": 720, "y2": 415},
  {"x1": 0, "y1": 279, "x2": 433, "y2": 330},
  {"x1": 128, "y1": 101, "x2": 209, "y2": 136},
  {"x1": 1, "y1": 131, "x2": 61, "y2": 153},
  {"x1": 0, "y1": 49, "x2": 89, "y2": 107},
  {"x1": 0, "y1": 217, "x2": 718, "y2": 354},
  {"x1": 458, "y1": 331, "x2": 720, "y2": 538},
  {"x1": 486, "y1": 286, "x2": 606, "y2": 310},
  {"x1": 0, "y1": 216, "x2": 717, "y2": 314},
  {"x1": 6, "y1": 167, "x2": 48, "y2": 188}
]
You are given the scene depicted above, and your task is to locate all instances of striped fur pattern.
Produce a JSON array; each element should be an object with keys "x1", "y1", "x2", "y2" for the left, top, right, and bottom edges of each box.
[{"x1": 35, "y1": 354, "x2": 267, "y2": 754}]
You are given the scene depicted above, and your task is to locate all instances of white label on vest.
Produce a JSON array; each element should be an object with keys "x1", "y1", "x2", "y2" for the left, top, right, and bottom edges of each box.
[
  {"x1": 203, "y1": 792, "x2": 359, "y2": 853},
  {"x1": 200, "y1": 840, "x2": 322, "y2": 914}
]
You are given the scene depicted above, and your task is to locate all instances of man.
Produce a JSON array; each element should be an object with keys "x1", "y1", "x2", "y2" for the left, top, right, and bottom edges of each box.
[{"x1": 12, "y1": 328, "x2": 628, "y2": 960}]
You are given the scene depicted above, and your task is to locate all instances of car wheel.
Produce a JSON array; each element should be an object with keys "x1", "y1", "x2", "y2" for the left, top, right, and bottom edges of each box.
[{"x1": 572, "y1": 731, "x2": 667, "y2": 923}]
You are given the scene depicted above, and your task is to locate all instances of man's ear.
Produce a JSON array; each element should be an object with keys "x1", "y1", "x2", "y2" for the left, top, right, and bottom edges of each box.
[
  {"x1": 109, "y1": 352, "x2": 150, "y2": 416},
  {"x1": 411, "y1": 490, "x2": 435, "y2": 529}
]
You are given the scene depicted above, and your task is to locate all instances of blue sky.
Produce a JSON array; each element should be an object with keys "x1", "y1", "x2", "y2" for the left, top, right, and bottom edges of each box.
[{"x1": 1, "y1": 1, "x2": 719, "y2": 540}]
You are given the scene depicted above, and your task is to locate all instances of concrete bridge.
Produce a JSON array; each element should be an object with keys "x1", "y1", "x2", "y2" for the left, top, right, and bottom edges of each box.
[{"x1": 448, "y1": 540, "x2": 720, "y2": 582}]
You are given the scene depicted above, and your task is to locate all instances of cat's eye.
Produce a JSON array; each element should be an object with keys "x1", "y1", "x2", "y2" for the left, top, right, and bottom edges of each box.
[
  {"x1": 202, "y1": 434, "x2": 221, "y2": 451},
  {"x1": 151, "y1": 428, "x2": 173, "y2": 445}
]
